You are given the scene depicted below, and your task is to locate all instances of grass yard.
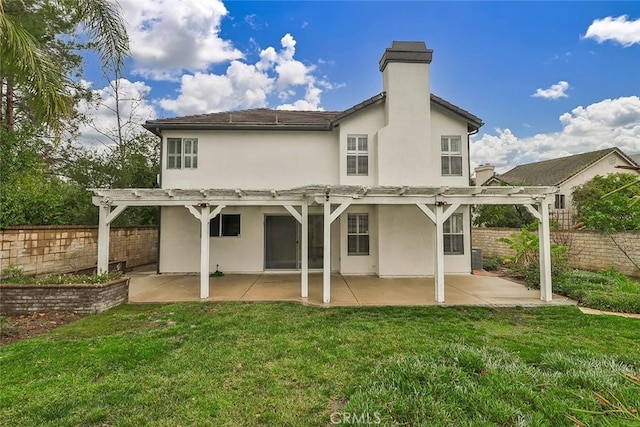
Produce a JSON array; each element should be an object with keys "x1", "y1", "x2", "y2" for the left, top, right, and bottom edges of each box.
[{"x1": 1, "y1": 303, "x2": 639, "y2": 426}]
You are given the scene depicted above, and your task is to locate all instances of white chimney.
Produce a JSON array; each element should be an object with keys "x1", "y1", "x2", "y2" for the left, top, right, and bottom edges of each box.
[
  {"x1": 377, "y1": 41, "x2": 434, "y2": 185},
  {"x1": 474, "y1": 164, "x2": 495, "y2": 186}
]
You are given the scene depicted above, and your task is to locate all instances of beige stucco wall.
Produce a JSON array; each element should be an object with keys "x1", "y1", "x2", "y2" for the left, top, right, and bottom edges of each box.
[
  {"x1": 431, "y1": 105, "x2": 471, "y2": 186},
  {"x1": 161, "y1": 129, "x2": 339, "y2": 189},
  {"x1": 159, "y1": 206, "x2": 340, "y2": 274},
  {"x1": 338, "y1": 104, "x2": 384, "y2": 187},
  {"x1": 376, "y1": 205, "x2": 471, "y2": 276},
  {"x1": 160, "y1": 203, "x2": 472, "y2": 276}
]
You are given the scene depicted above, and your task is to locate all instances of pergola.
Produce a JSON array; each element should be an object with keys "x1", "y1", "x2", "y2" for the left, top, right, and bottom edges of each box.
[{"x1": 92, "y1": 185, "x2": 557, "y2": 304}]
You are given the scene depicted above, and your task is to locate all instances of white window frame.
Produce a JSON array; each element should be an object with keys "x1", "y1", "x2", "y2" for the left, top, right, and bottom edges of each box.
[
  {"x1": 554, "y1": 194, "x2": 566, "y2": 210},
  {"x1": 347, "y1": 213, "x2": 369, "y2": 256},
  {"x1": 167, "y1": 137, "x2": 198, "y2": 170},
  {"x1": 443, "y1": 213, "x2": 464, "y2": 255},
  {"x1": 210, "y1": 214, "x2": 241, "y2": 237},
  {"x1": 441, "y1": 136, "x2": 463, "y2": 176},
  {"x1": 347, "y1": 135, "x2": 368, "y2": 176}
]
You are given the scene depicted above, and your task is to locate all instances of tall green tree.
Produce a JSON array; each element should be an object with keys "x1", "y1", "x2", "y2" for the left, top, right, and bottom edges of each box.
[
  {"x1": 0, "y1": 0, "x2": 129, "y2": 132},
  {"x1": 473, "y1": 204, "x2": 535, "y2": 228},
  {"x1": 573, "y1": 173, "x2": 640, "y2": 232},
  {"x1": 0, "y1": 126, "x2": 89, "y2": 226}
]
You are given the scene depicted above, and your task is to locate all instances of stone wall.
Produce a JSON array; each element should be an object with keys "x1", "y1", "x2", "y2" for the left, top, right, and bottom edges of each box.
[
  {"x1": 472, "y1": 228, "x2": 640, "y2": 276},
  {"x1": 0, "y1": 226, "x2": 157, "y2": 277},
  {"x1": 0, "y1": 278, "x2": 129, "y2": 314}
]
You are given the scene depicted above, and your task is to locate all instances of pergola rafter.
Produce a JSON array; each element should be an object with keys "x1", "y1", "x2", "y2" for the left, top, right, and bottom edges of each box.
[{"x1": 92, "y1": 185, "x2": 557, "y2": 303}]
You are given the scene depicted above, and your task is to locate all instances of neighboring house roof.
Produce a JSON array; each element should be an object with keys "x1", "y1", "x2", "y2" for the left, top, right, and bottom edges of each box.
[
  {"x1": 631, "y1": 153, "x2": 640, "y2": 165},
  {"x1": 143, "y1": 93, "x2": 483, "y2": 135},
  {"x1": 493, "y1": 147, "x2": 638, "y2": 187}
]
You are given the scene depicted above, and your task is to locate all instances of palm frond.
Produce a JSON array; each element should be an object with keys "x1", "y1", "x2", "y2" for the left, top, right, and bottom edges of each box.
[
  {"x1": 0, "y1": 5, "x2": 72, "y2": 130},
  {"x1": 75, "y1": 0, "x2": 130, "y2": 71}
]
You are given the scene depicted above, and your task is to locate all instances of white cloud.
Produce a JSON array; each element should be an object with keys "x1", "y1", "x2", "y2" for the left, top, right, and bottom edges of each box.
[
  {"x1": 119, "y1": 0, "x2": 243, "y2": 80},
  {"x1": 244, "y1": 14, "x2": 267, "y2": 30},
  {"x1": 471, "y1": 96, "x2": 640, "y2": 172},
  {"x1": 77, "y1": 79, "x2": 158, "y2": 147},
  {"x1": 160, "y1": 34, "x2": 329, "y2": 115},
  {"x1": 532, "y1": 81, "x2": 570, "y2": 99},
  {"x1": 159, "y1": 62, "x2": 274, "y2": 113},
  {"x1": 583, "y1": 15, "x2": 640, "y2": 47}
]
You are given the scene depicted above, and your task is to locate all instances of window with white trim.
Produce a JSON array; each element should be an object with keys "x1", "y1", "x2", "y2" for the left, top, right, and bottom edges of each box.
[
  {"x1": 443, "y1": 213, "x2": 464, "y2": 255},
  {"x1": 347, "y1": 135, "x2": 368, "y2": 176},
  {"x1": 347, "y1": 213, "x2": 369, "y2": 255},
  {"x1": 210, "y1": 214, "x2": 241, "y2": 237},
  {"x1": 441, "y1": 136, "x2": 463, "y2": 176},
  {"x1": 167, "y1": 138, "x2": 198, "y2": 169},
  {"x1": 554, "y1": 194, "x2": 566, "y2": 209}
]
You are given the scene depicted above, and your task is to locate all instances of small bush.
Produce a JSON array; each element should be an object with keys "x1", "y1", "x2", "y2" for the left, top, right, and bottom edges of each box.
[{"x1": 483, "y1": 257, "x2": 504, "y2": 271}]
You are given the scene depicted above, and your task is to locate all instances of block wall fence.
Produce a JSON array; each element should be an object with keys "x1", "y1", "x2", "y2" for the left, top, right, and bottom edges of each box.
[
  {"x1": 472, "y1": 228, "x2": 640, "y2": 277},
  {"x1": 0, "y1": 226, "x2": 158, "y2": 278}
]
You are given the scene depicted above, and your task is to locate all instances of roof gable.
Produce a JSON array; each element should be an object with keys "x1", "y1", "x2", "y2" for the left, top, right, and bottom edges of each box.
[{"x1": 497, "y1": 147, "x2": 635, "y2": 186}]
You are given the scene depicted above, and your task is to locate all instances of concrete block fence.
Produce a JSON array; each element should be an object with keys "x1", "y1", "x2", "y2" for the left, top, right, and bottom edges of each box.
[
  {"x1": 0, "y1": 226, "x2": 158, "y2": 278},
  {"x1": 472, "y1": 227, "x2": 640, "y2": 276}
]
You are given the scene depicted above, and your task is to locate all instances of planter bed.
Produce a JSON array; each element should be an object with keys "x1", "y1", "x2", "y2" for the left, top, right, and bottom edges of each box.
[{"x1": 0, "y1": 277, "x2": 129, "y2": 314}]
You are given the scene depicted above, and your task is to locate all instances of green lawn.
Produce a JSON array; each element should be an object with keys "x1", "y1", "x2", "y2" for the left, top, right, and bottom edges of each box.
[{"x1": 1, "y1": 303, "x2": 639, "y2": 426}]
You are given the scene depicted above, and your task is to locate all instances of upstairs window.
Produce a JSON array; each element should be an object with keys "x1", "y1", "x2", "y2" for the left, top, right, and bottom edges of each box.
[
  {"x1": 347, "y1": 135, "x2": 368, "y2": 176},
  {"x1": 210, "y1": 214, "x2": 241, "y2": 237},
  {"x1": 347, "y1": 214, "x2": 369, "y2": 255},
  {"x1": 443, "y1": 213, "x2": 464, "y2": 255},
  {"x1": 167, "y1": 138, "x2": 198, "y2": 169},
  {"x1": 554, "y1": 194, "x2": 566, "y2": 209},
  {"x1": 441, "y1": 136, "x2": 463, "y2": 176}
]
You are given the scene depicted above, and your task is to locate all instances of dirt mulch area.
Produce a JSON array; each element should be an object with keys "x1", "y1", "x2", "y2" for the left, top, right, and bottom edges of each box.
[{"x1": 0, "y1": 312, "x2": 83, "y2": 345}]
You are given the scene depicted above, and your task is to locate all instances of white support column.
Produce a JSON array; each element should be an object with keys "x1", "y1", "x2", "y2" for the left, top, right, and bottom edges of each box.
[
  {"x1": 301, "y1": 202, "x2": 309, "y2": 298},
  {"x1": 97, "y1": 202, "x2": 128, "y2": 275},
  {"x1": 97, "y1": 203, "x2": 110, "y2": 275},
  {"x1": 434, "y1": 203, "x2": 445, "y2": 303},
  {"x1": 199, "y1": 205, "x2": 211, "y2": 299},
  {"x1": 323, "y1": 198, "x2": 331, "y2": 303},
  {"x1": 538, "y1": 200, "x2": 552, "y2": 302}
]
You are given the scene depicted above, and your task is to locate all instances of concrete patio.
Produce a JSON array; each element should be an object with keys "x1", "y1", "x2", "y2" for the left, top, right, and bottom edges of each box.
[{"x1": 128, "y1": 265, "x2": 576, "y2": 307}]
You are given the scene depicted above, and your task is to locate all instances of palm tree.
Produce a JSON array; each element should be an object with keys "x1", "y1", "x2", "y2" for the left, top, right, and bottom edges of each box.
[{"x1": 0, "y1": 0, "x2": 129, "y2": 132}]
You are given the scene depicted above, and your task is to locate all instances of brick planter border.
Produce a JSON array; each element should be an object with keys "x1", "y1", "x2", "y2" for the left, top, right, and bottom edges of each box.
[{"x1": 0, "y1": 277, "x2": 129, "y2": 314}]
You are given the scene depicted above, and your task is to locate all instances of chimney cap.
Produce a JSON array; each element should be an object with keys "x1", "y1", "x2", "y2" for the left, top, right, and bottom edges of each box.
[{"x1": 379, "y1": 41, "x2": 433, "y2": 72}]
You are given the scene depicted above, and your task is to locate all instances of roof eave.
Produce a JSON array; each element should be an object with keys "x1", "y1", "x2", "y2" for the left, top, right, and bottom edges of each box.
[{"x1": 142, "y1": 122, "x2": 333, "y2": 135}]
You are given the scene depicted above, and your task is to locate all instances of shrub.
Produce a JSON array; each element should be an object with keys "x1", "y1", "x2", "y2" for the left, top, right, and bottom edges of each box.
[
  {"x1": 498, "y1": 228, "x2": 568, "y2": 288},
  {"x1": 554, "y1": 269, "x2": 640, "y2": 313},
  {"x1": 0, "y1": 271, "x2": 122, "y2": 285},
  {"x1": 482, "y1": 256, "x2": 504, "y2": 271}
]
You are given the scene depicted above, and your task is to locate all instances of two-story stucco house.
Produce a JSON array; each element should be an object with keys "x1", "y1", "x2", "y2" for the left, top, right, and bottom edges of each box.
[{"x1": 92, "y1": 41, "x2": 557, "y2": 303}]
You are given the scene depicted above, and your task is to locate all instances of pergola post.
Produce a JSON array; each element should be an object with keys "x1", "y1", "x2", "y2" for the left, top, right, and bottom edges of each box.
[
  {"x1": 186, "y1": 204, "x2": 224, "y2": 300},
  {"x1": 538, "y1": 200, "x2": 552, "y2": 301},
  {"x1": 434, "y1": 203, "x2": 445, "y2": 303},
  {"x1": 301, "y1": 201, "x2": 309, "y2": 298},
  {"x1": 97, "y1": 202, "x2": 127, "y2": 274},
  {"x1": 97, "y1": 204, "x2": 110, "y2": 275},
  {"x1": 323, "y1": 198, "x2": 331, "y2": 303},
  {"x1": 199, "y1": 205, "x2": 211, "y2": 299}
]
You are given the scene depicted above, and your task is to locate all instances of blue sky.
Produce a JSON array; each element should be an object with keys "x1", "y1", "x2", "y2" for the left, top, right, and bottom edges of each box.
[{"x1": 81, "y1": 1, "x2": 640, "y2": 172}]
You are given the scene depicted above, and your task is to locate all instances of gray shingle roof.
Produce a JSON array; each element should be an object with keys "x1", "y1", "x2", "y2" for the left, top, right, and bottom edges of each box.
[
  {"x1": 497, "y1": 147, "x2": 630, "y2": 186},
  {"x1": 143, "y1": 93, "x2": 483, "y2": 135}
]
